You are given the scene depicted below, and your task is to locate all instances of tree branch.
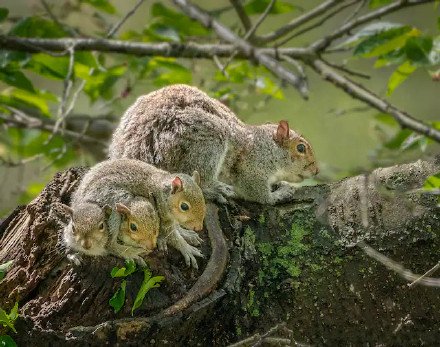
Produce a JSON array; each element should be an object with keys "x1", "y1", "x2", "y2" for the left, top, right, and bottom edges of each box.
[
  {"x1": 256, "y1": 0, "x2": 339, "y2": 44},
  {"x1": 229, "y1": 0, "x2": 252, "y2": 32},
  {"x1": 310, "y1": 0, "x2": 434, "y2": 52},
  {"x1": 309, "y1": 58, "x2": 440, "y2": 142},
  {"x1": 172, "y1": 0, "x2": 309, "y2": 99}
]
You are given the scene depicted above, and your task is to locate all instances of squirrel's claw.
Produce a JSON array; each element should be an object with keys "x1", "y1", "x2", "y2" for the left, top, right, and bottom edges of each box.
[
  {"x1": 181, "y1": 244, "x2": 203, "y2": 270},
  {"x1": 157, "y1": 237, "x2": 168, "y2": 253},
  {"x1": 178, "y1": 228, "x2": 203, "y2": 246}
]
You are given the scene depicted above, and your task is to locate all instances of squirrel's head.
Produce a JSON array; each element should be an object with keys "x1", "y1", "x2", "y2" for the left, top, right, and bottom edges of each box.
[
  {"x1": 168, "y1": 171, "x2": 206, "y2": 232},
  {"x1": 271, "y1": 120, "x2": 319, "y2": 183},
  {"x1": 61, "y1": 202, "x2": 111, "y2": 256},
  {"x1": 116, "y1": 197, "x2": 160, "y2": 251}
]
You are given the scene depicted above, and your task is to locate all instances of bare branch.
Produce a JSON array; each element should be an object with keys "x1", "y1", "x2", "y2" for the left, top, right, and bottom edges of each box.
[
  {"x1": 257, "y1": 0, "x2": 339, "y2": 44},
  {"x1": 309, "y1": 59, "x2": 440, "y2": 142},
  {"x1": 357, "y1": 241, "x2": 440, "y2": 287},
  {"x1": 0, "y1": 35, "x2": 311, "y2": 59},
  {"x1": 322, "y1": 58, "x2": 371, "y2": 79},
  {"x1": 310, "y1": 0, "x2": 434, "y2": 52},
  {"x1": 342, "y1": 0, "x2": 367, "y2": 25},
  {"x1": 106, "y1": 0, "x2": 146, "y2": 39},
  {"x1": 229, "y1": 0, "x2": 252, "y2": 32},
  {"x1": 172, "y1": 0, "x2": 309, "y2": 99}
]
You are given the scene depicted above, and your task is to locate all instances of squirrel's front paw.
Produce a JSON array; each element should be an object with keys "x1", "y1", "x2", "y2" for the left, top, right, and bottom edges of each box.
[
  {"x1": 178, "y1": 227, "x2": 203, "y2": 246},
  {"x1": 204, "y1": 181, "x2": 236, "y2": 204},
  {"x1": 133, "y1": 255, "x2": 147, "y2": 268},
  {"x1": 157, "y1": 237, "x2": 168, "y2": 253},
  {"x1": 180, "y1": 243, "x2": 203, "y2": 269},
  {"x1": 270, "y1": 183, "x2": 296, "y2": 204},
  {"x1": 67, "y1": 253, "x2": 82, "y2": 266}
]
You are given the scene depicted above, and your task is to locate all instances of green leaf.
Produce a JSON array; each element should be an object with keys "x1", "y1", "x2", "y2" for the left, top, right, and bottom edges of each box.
[
  {"x1": 244, "y1": 0, "x2": 295, "y2": 14},
  {"x1": 384, "y1": 129, "x2": 413, "y2": 149},
  {"x1": 109, "y1": 280, "x2": 126, "y2": 313},
  {"x1": 386, "y1": 60, "x2": 417, "y2": 95},
  {"x1": 0, "y1": 8, "x2": 9, "y2": 23},
  {"x1": 255, "y1": 76, "x2": 283, "y2": 99},
  {"x1": 0, "y1": 89, "x2": 56, "y2": 117},
  {"x1": 369, "y1": 0, "x2": 393, "y2": 9},
  {"x1": 338, "y1": 22, "x2": 405, "y2": 48},
  {"x1": 131, "y1": 269, "x2": 164, "y2": 315},
  {"x1": 81, "y1": 0, "x2": 116, "y2": 14},
  {"x1": 0, "y1": 335, "x2": 17, "y2": 347},
  {"x1": 7, "y1": 303, "x2": 18, "y2": 323},
  {"x1": 0, "y1": 304, "x2": 18, "y2": 333},
  {"x1": 9, "y1": 17, "x2": 67, "y2": 38},
  {"x1": 0, "y1": 261, "x2": 13, "y2": 282},
  {"x1": 0, "y1": 70, "x2": 35, "y2": 93},
  {"x1": 374, "y1": 113, "x2": 398, "y2": 127},
  {"x1": 423, "y1": 173, "x2": 440, "y2": 196},
  {"x1": 111, "y1": 259, "x2": 137, "y2": 278},
  {"x1": 404, "y1": 36, "x2": 433, "y2": 65},
  {"x1": 438, "y1": 17, "x2": 440, "y2": 31},
  {"x1": 354, "y1": 26, "x2": 417, "y2": 57}
]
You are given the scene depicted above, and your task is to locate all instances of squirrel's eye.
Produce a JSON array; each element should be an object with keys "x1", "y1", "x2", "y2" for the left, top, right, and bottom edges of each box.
[
  {"x1": 130, "y1": 223, "x2": 138, "y2": 232},
  {"x1": 296, "y1": 143, "x2": 306, "y2": 153},
  {"x1": 180, "y1": 202, "x2": 190, "y2": 211},
  {"x1": 98, "y1": 222, "x2": 105, "y2": 231}
]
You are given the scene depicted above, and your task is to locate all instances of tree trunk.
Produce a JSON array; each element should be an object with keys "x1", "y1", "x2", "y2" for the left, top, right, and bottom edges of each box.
[{"x1": 0, "y1": 157, "x2": 439, "y2": 346}]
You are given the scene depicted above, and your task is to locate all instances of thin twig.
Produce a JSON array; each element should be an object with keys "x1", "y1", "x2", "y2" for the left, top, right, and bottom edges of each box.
[
  {"x1": 230, "y1": 0, "x2": 252, "y2": 32},
  {"x1": 173, "y1": 0, "x2": 309, "y2": 98},
  {"x1": 408, "y1": 261, "x2": 440, "y2": 288},
  {"x1": 310, "y1": 0, "x2": 434, "y2": 52},
  {"x1": 322, "y1": 58, "x2": 371, "y2": 79},
  {"x1": 309, "y1": 59, "x2": 440, "y2": 142},
  {"x1": 342, "y1": 0, "x2": 367, "y2": 25},
  {"x1": 106, "y1": 0, "x2": 146, "y2": 38},
  {"x1": 40, "y1": 0, "x2": 78, "y2": 37},
  {"x1": 275, "y1": 0, "x2": 358, "y2": 47},
  {"x1": 257, "y1": 0, "x2": 339, "y2": 44}
]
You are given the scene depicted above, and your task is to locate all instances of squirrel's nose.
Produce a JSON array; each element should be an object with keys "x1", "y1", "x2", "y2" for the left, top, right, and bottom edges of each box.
[
  {"x1": 81, "y1": 239, "x2": 91, "y2": 250},
  {"x1": 194, "y1": 223, "x2": 203, "y2": 232}
]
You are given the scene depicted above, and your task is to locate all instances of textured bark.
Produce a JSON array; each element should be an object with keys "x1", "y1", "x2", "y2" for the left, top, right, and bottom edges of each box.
[{"x1": 0, "y1": 157, "x2": 439, "y2": 346}]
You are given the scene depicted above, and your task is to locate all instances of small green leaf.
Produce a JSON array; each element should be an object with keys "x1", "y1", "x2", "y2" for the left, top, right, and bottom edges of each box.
[
  {"x1": 0, "y1": 304, "x2": 18, "y2": 334},
  {"x1": 386, "y1": 60, "x2": 417, "y2": 95},
  {"x1": 369, "y1": 0, "x2": 393, "y2": 9},
  {"x1": 404, "y1": 36, "x2": 433, "y2": 65},
  {"x1": 111, "y1": 259, "x2": 136, "y2": 278},
  {"x1": 423, "y1": 173, "x2": 440, "y2": 190},
  {"x1": 9, "y1": 17, "x2": 67, "y2": 38},
  {"x1": 0, "y1": 261, "x2": 13, "y2": 282},
  {"x1": 131, "y1": 269, "x2": 164, "y2": 315},
  {"x1": 0, "y1": 70, "x2": 35, "y2": 93},
  {"x1": 81, "y1": 0, "x2": 116, "y2": 14},
  {"x1": 0, "y1": 335, "x2": 17, "y2": 347},
  {"x1": 338, "y1": 22, "x2": 405, "y2": 48},
  {"x1": 354, "y1": 26, "x2": 417, "y2": 57},
  {"x1": 244, "y1": 0, "x2": 295, "y2": 14},
  {"x1": 0, "y1": 8, "x2": 9, "y2": 22},
  {"x1": 109, "y1": 280, "x2": 126, "y2": 313}
]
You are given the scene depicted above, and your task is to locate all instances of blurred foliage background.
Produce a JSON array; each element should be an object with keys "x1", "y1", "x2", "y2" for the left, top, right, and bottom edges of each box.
[{"x1": 0, "y1": 0, "x2": 439, "y2": 216}]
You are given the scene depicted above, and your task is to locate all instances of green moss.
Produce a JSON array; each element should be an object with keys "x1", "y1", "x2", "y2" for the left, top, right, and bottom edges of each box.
[
  {"x1": 246, "y1": 289, "x2": 260, "y2": 317},
  {"x1": 258, "y1": 213, "x2": 266, "y2": 225}
]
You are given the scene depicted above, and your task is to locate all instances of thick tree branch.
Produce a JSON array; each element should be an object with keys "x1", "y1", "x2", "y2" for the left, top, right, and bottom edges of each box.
[
  {"x1": 309, "y1": 59, "x2": 440, "y2": 142},
  {"x1": 172, "y1": 0, "x2": 309, "y2": 99}
]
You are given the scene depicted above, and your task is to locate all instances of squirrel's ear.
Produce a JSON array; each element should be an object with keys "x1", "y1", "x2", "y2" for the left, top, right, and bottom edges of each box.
[
  {"x1": 60, "y1": 203, "x2": 74, "y2": 217},
  {"x1": 192, "y1": 170, "x2": 201, "y2": 186},
  {"x1": 171, "y1": 177, "x2": 184, "y2": 194},
  {"x1": 273, "y1": 120, "x2": 290, "y2": 145},
  {"x1": 103, "y1": 204, "x2": 113, "y2": 218},
  {"x1": 115, "y1": 203, "x2": 131, "y2": 217}
]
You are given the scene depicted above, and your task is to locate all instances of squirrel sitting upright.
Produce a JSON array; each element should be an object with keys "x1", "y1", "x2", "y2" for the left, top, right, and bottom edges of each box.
[
  {"x1": 69, "y1": 158, "x2": 206, "y2": 268},
  {"x1": 109, "y1": 84, "x2": 319, "y2": 204}
]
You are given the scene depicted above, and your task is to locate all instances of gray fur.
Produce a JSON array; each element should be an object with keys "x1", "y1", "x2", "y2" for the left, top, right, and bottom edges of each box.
[{"x1": 109, "y1": 84, "x2": 318, "y2": 204}]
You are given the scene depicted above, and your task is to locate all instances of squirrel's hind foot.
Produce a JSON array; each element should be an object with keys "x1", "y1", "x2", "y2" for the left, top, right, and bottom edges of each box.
[{"x1": 203, "y1": 181, "x2": 236, "y2": 204}]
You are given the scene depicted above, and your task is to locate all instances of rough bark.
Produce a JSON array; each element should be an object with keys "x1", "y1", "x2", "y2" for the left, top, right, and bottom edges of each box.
[{"x1": 0, "y1": 157, "x2": 439, "y2": 346}]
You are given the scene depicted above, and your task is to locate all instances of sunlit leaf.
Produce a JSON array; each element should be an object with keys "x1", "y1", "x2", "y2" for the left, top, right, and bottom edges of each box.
[
  {"x1": 0, "y1": 335, "x2": 17, "y2": 347},
  {"x1": 423, "y1": 173, "x2": 440, "y2": 189},
  {"x1": 245, "y1": 0, "x2": 295, "y2": 14},
  {"x1": 131, "y1": 269, "x2": 164, "y2": 315},
  {"x1": 384, "y1": 129, "x2": 413, "y2": 149},
  {"x1": 386, "y1": 60, "x2": 417, "y2": 95},
  {"x1": 9, "y1": 16, "x2": 66, "y2": 38},
  {"x1": 404, "y1": 36, "x2": 433, "y2": 65},
  {"x1": 0, "y1": 261, "x2": 13, "y2": 281},
  {"x1": 0, "y1": 70, "x2": 35, "y2": 93},
  {"x1": 111, "y1": 260, "x2": 137, "y2": 278},
  {"x1": 339, "y1": 22, "x2": 405, "y2": 47},
  {"x1": 354, "y1": 26, "x2": 417, "y2": 57},
  {"x1": 80, "y1": 0, "x2": 116, "y2": 14},
  {"x1": 0, "y1": 89, "x2": 56, "y2": 117},
  {"x1": 0, "y1": 8, "x2": 9, "y2": 23},
  {"x1": 369, "y1": 0, "x2": 393, "y2": 8},
  {"x1": 109, "y1": 280, "x2": 126, "y2": 313}
]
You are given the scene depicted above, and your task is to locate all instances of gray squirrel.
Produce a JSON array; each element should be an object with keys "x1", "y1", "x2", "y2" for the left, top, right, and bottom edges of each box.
[
  {"x1": 109, "y1": 84, "x2": 319, "y2": 204},
  {"x1": 65, "y1": 158, "x2": 206, "y2": 268}
]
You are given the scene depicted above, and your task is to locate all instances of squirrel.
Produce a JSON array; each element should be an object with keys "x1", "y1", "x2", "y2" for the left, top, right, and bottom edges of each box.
[
  {"x1": 69, "y1": 158, "x2": 206, "y2": 268},
  {"x1": 109, "y1": 84, "x2": 319, "y2": 205},
  {"x1": 61, "y1": 197, "x2": 159, "y2": 266}
]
